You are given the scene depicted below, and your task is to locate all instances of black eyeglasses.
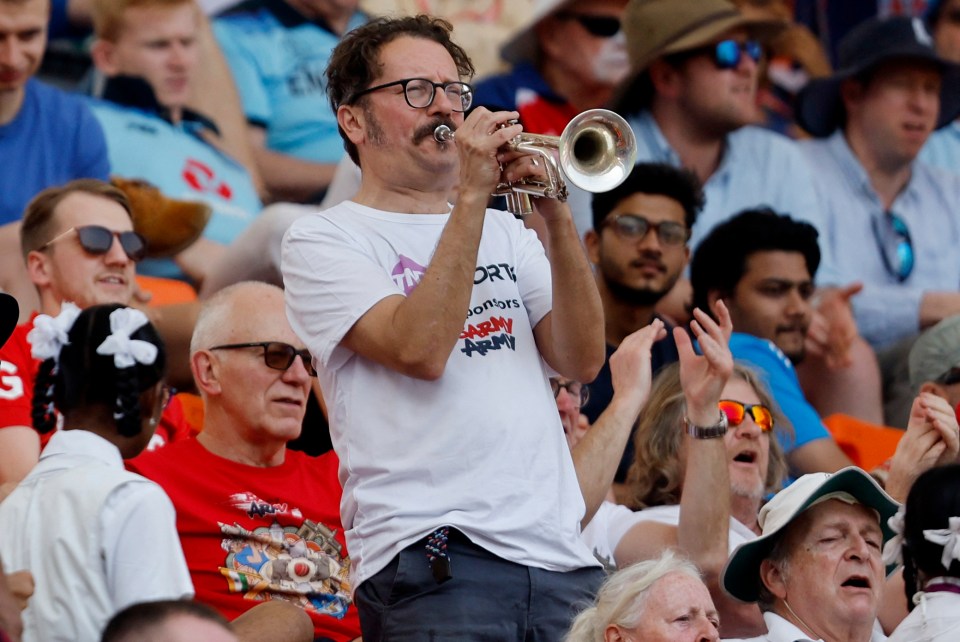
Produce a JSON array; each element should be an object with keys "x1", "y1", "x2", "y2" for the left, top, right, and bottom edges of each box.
[
  {"x1": 602, "y1": 214, "x2": 689, "y2": 247},
  {"x1": 349, "y1": 77, "x2": 474, "y2": 112},
  {"x1": 711, "y1": 39, "x2": 763, "y2": 70},
  {"x1": 40, "y1": 225, "x2": 147, "y2": 262},
  {"x1": 871, "y1": 211, "x2": 914, "y2": 282},
  {"x1": 555, "y1": 12, "x2": 621, "y2": 37},
  {"x1": 551, "y1": 379, "x2": 590, "y2": 408},
  {"x1": 210, "y1": 342, "x2": 317, "y2": 377}
]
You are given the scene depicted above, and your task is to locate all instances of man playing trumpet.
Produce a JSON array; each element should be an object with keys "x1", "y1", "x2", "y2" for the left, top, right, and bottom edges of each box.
[{"x1": 281, "y1": 14, "x2": 607, "y2": 641}]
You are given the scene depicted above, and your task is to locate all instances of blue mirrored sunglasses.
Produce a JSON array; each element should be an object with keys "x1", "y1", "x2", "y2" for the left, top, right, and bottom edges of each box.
[
  {"x1": 871, "y1": 211, "x2": 914, "y2": 282},
  {"x1": 713, "y1": 39, "x2": 763, "y2": 69}
]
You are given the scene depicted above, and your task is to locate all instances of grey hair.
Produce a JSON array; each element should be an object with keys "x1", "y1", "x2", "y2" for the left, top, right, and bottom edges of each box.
[{"x1": 563, "y1": 551, "x2": 704, "y2": 642}]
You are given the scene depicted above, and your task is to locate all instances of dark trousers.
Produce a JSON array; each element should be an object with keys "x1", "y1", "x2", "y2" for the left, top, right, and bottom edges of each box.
[{"x1": 355, "y1": 529, "x2": 604, "y2": 641}]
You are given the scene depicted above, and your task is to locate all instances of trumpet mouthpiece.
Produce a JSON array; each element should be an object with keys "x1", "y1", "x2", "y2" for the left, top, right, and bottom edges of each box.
[{"x1": 434, "y1": 125, "x2": 454, "y2": 142}]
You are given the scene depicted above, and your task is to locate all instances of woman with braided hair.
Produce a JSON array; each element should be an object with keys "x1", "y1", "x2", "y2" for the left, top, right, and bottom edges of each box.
[
  {"x1": 886, "y1": 463, "x2": 960, "y2": 642},
  {"x1": 0, "y1": 304, "x2": 193, "y2": 642}
]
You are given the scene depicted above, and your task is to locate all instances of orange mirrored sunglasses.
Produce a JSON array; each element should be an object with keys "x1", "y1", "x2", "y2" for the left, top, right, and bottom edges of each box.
[{"x1": 718, "y1": 400, "x2": 774, "y2": 433}]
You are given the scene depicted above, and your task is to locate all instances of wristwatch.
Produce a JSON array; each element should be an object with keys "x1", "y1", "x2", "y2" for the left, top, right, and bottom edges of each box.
[{"x1": 684, "y1": 411, "x2": 729, "y2": 439}]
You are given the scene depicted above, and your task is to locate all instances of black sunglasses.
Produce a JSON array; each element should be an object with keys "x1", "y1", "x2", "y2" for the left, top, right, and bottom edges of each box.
[
  {"x1": 210, "y1": 342, "x2": 317, "y2": 376},
  {"x1": 40, "y1": 225, "x2": 147, "y2": 262},
  {"x1": 555, "y1": 12, "x2": 621, "y2": 37}
]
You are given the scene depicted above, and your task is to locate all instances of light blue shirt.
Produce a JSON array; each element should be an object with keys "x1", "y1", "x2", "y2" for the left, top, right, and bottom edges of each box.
[
  {"x1": 920, "y1": 121, "x2": 960, "y2": 175},
  {"x1": 800, "y1": 131, "x2": 960, "y2": 349},
  {"x1": 626, "y1": 111, "x2": 822, "y2": 249}
]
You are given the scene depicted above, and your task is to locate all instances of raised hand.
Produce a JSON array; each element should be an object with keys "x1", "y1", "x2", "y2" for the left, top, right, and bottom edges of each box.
[
  {"x1": 609, "y1": 318, "x2": 668, "y2": 414},
  {"x1": 885, "y1": 392, "x2": 960, "y2": 502},
  {"x1": 675, "y1": 302, "x2": 734, "y2": 426},
  {"x1": 451, "y1": 107, "x2": 522, "y2": 198}
]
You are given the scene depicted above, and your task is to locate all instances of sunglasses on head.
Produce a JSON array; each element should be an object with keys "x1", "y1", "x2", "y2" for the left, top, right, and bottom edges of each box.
[
  {"x1": 41, "y1": 225, "x2": 147, "y2": 262},
  {"x1": 555, "y1": 12, "x2": 621, "y2": 38},
  {"x1": 710, "y1": 39, "x2": 763, "y2": 70},
  {"x1": 718, "y1": 399, "x2": 775, "y2": 433},
  {"x1": 210, "y1": 341, "x2": 317, "y2": 377}
]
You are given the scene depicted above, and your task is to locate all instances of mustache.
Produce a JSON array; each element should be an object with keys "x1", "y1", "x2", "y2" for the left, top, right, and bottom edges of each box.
[{"x1": 414, "y1": 118, "x2": 457, "y2": 144}]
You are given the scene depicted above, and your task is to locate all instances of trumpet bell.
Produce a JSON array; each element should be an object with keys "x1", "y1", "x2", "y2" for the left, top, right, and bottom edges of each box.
[{"x1": 558, "y1": 109, "x2": 637, "y2": 193}]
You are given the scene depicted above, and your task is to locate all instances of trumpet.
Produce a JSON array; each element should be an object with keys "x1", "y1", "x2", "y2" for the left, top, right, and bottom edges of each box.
[{"x1": 434, "y1": 108, "x2": 637, "y2": 217}]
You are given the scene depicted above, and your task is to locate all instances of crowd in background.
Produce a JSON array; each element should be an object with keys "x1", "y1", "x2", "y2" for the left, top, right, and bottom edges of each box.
[{"x1": 4, "y1": 0, "x2": 960, "y2": 640}]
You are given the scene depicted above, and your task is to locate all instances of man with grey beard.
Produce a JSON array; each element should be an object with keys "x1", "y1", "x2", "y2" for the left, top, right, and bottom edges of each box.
[{"x1": 580, "y1": 162, "x2": 703, "y2": 488}]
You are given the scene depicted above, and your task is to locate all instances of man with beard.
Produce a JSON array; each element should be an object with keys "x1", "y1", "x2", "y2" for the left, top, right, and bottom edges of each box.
[
  {"x1": 690, "y1": 208, "x2": 854, "y2": 477},
  {"x1": 581, "y1": 162, "x2": 703, "y2": 488}
]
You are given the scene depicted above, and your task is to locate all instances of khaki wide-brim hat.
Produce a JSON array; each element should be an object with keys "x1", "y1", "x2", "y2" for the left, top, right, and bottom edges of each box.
[
  {"x1": 721, "y1": 467, "x2": 899, "y2": 604},
  {"x1": 615, "y1": 0, "x2": 786, "y2": 105},
  {"x1": 500, "y1": 0, "x2": 574, "y2": 65}
]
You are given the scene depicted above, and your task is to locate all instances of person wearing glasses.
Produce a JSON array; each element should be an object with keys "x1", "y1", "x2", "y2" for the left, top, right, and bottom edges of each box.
[
  {"x1": 612, "y1": 0, "x2": 818, "y2": 253},
  {"x1": 0, "y1": 179, "x2": 193, "y2": 487},
  {"x1": 609, "y1": 355, "x2": 786, "y2": 639},
  {"x1": 690, "y1": 208, "x2": 859, "y2": 479},
  {"x1": 580, "y1": 162, "x2": 701, "y2": 497},
  {"x1": 129, "y1": 281, "x2": 360, "y2": 642},
  {"x1": 0, "y1": 303, "x2": 194, "y2": 642},
  {"x1": 282, "y1": 14, "x2": 606, "y2": 640},
  {"x1": 795, "y1": 16, "x2": 960, "y2": 427},
  {"x1": 473, "y1": 0, "x2": 629, "y2": 138}
]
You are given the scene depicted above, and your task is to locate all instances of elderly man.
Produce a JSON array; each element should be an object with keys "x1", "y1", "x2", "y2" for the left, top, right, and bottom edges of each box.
[
  {"x1": 282, "y1": 14, "x2": 605, "y2": 641},
  {"x1": 720, "y1": 467, "x2": 899, "y2": 642},
  {"x1": 128, "y1": 282, "x2": 360, "y2": 642},
  {"x1": 0, "y1": 179, "x2": 192, "y2": 486}
]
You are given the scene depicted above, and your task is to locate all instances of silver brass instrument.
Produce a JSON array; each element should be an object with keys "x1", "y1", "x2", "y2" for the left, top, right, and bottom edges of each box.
[{"x1": 433, "y1": 108, "x2": 637, "y2": 217}]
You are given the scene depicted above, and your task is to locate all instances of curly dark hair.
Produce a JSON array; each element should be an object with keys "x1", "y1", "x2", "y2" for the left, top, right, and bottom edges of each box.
[
  {"x1": 591, "y1": 162, "x2": 704, "y2": 232},
  {"x1": 690, "y1": 207, "x2": 821, "y2": 318},
  {"x1": 32, "y1": 304, "x2": 166, "y2": 437},
  {"x1": 326, "y1": 14, "x2": 475, "y2": 166}
]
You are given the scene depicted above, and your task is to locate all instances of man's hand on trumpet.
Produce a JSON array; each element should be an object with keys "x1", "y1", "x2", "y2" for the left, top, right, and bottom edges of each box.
[{"x1": 444, "y1": 106, "x2": 521, "y2": 201}]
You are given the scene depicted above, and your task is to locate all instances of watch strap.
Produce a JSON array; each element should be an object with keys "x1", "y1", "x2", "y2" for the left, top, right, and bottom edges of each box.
[{"x1": 684, "y1": 410, "x2": 729, "y2": 439}]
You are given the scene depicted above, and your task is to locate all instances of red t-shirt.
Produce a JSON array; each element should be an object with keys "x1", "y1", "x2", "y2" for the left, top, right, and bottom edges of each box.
[
  {"x1": 129, "y1": 439, "x2": 360, "y2": 641},
  {"x1": 0, "y1": 314, "x2": 191, "y2": 450}
]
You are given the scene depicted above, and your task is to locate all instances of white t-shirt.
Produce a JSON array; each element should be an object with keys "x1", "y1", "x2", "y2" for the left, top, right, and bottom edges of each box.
[
  {"x1": 282, "y1": 201, "x2": 599, "y2": 586},
  {"x1": 581, "y1": 502, "x2": 758, "y2": 568}
]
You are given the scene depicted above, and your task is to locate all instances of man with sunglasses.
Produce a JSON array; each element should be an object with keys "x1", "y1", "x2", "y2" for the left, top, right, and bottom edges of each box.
[
  {"x1": 0, "y1": 179, "x2": 193, "y2": 487},
  {"x1": 796, "y1": 16, "x2": 960, "y2": 425},
  {"x1": 613, "y1": 0, "x2": 819, "y2": 253},
  {"x1": 129, "y1": 282, "x2": 362, "y2": 641},
  {"x1": 474, "y1": 0, "x2": 629, "y2": 138},
  {"x1": 283, "y1": 14, "x2": 606, "y2": 640},
  {"x1": 579, "y1": 162, "x2": 701, "y2": 494},
  {"x1": 691, "y1": 208, "x2": 858, "y2": 479}
]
